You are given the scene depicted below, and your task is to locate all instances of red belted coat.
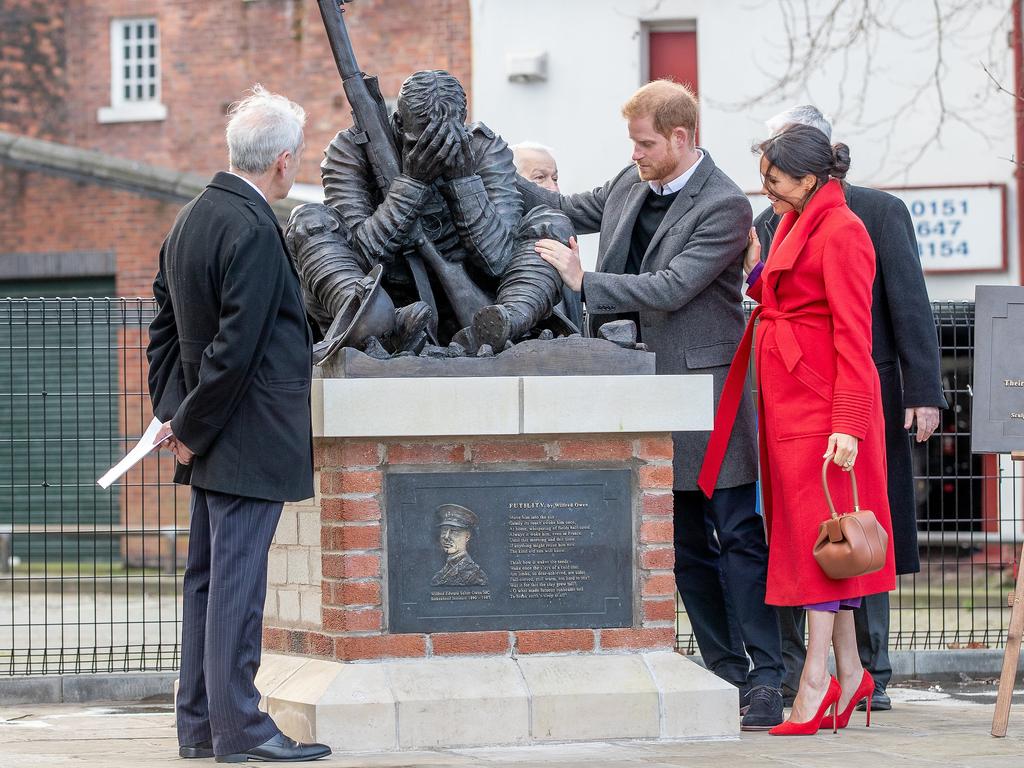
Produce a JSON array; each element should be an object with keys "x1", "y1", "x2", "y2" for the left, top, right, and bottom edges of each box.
[{"x1": 699, "y1": 180, "x2": 896, "y2": 605}]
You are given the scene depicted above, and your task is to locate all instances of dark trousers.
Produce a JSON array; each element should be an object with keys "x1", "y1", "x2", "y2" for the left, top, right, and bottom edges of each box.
[
  {"x1": 176, "y1": 487, "x2": 283, "y2": 756},
  {"x1": 777, "y1": 591, "x2": 893, "y2": 694},
  {"x1": 673, "y1": 483, "x2": 783, "y2": 689}
]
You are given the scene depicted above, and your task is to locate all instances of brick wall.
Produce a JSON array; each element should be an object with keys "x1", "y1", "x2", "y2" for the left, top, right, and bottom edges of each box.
[
  {"x1": 263, "y1": 433, "x2": 677, "y2": 661},
  {"x1": 0, "y1": 166, "x2": 179, "y2": 297},
  {"x1": 264, "y1": 480, "x2": 324, "y2": 636},
  {"x1": 2, "y1": 0, "x2": 471, "y2": 188},
  {"x1": 0, "y1": 1, "x2": 67, "y2": 140}
]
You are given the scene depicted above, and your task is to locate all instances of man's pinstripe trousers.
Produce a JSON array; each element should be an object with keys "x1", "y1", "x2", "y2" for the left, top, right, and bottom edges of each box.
[{"x1": 175, "y1": 487, "x2": 282, "y2": 757}]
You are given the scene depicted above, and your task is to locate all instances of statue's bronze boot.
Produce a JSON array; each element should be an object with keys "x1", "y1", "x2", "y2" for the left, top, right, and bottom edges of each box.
[
  {"x1": 392, "y1": 301, "x2": 432, "y2": 353},
  {"x1": 471, "y1": 304, "x2": 530, "y2": 351}
]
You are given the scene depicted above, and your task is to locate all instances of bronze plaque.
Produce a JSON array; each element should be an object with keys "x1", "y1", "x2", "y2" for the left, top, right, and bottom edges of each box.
[
  {"x1": 972, "y1": 285, "x2": 1024, "y2": 453},
  {"x1": 385, "y1": 469, "x2": 634, "y2": 633}
]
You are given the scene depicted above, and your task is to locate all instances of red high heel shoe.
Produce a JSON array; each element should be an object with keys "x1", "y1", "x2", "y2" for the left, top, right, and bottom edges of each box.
[
  {"x1": 769, "y1": 677, "x2": 842, "y2": 736},
  {"x1": 820, "y1": 670, "x2": 875, "y2": 730}
]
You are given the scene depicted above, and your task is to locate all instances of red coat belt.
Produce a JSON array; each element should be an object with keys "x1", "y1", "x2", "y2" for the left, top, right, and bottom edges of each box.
[{"x1": 697, "y1": 305, "x2": 830, "y2": 497}]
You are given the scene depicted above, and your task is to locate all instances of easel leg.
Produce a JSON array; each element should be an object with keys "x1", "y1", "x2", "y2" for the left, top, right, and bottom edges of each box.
[{"x1": 992, "y1": 542, "x2": 1024, "y2": 736}]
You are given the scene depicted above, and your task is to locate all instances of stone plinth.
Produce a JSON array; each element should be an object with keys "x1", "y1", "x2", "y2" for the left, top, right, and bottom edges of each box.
[
  {"x1": 258, "y1": 375, "x2": 737, "y2": 749},
  {"x1": 253, "y1": 650, "x2": 737, "y2": 749}
]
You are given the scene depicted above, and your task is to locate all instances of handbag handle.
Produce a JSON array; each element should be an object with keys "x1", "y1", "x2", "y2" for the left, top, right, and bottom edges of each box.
[{"x1": 821, "y1": 458, "x2": 860, "y2": 517}]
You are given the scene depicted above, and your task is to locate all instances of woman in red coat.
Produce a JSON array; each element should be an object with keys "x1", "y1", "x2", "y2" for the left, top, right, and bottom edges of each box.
[{"x1": 698, "y1": 124, "x2": 896, "y2": 735}]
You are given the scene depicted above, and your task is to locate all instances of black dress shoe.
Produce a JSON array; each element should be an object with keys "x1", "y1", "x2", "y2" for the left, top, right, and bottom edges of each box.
[
  {"x1": 856, "y1": 687, "x2": 892, "y2": 712},
  {"x1": 737, "y1": 682, "x2": 752, "y2": 715},
  {"x1": 215, "y1": 733, "x2": 331, "y2": 763},
  {"x1": 180, "y1": 740, "x2": 214, "y2": 758},
  {"x1": 740, "y1": 685, "x2": 784, "y2": 731}
]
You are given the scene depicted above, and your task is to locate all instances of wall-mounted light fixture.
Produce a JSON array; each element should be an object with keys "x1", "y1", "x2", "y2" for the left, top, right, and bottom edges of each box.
[{"x1": 506, "y1": 52, "x2": 548, "y2": 83}]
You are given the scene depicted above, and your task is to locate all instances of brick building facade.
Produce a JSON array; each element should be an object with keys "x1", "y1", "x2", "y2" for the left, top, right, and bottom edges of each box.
[
  {"x1": 1, "y1": 0, "x2": 473, "y2": 166},
  {"x1": 2, "y1": 0, "x2": 472, "y2": 292},
  {"x1": 0, "y1": 0, "x2": 472, "y2": 567}
]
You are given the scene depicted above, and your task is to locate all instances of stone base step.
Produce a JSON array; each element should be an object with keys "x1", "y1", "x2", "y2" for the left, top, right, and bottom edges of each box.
[{"x1": 253, "y1": 650, "x2": 738, "y2": 751}]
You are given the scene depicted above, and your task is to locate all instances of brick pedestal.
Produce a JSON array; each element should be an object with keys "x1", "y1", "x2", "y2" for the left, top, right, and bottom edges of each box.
[
  {"x1": 263, "y1": 434, "x2": 676, "y2": 661},
  {"x1": 252, "y1": 374, "x2": 736, "y2": 750}
]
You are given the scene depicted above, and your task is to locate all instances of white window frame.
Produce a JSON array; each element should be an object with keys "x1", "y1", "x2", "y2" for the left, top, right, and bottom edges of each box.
[{"x1": 97, "y1": 17, "x2": 167, "y2": 124}]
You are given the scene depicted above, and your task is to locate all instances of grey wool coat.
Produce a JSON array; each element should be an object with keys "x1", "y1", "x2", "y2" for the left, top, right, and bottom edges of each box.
[{"x1": 518, "y1": 151, "x2": 758, "y2": 491}]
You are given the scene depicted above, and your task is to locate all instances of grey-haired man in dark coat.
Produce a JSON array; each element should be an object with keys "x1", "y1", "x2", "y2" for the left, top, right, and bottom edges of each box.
[{"x1": 148, "y1": 86, "x2": 330, "y2": 763}]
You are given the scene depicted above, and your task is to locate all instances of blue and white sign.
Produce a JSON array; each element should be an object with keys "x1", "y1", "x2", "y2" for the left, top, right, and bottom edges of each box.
[
  {"x1": 889, "y1": 185, "x2": 1006, "y2": 273},
  {"x1": 745, "y1": 184, "x2": 1006, "y2": 274}
]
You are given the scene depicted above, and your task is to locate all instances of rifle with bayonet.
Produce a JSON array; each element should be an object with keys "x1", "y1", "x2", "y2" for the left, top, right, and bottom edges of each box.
[{"x1": 315, "y1": 0, "x2": 493, "y2": 341}]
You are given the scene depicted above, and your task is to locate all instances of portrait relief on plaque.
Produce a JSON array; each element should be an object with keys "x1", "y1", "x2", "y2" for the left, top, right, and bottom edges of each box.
[{"x1": 430, "y1": 503, "x2": 489, "y2": 587}]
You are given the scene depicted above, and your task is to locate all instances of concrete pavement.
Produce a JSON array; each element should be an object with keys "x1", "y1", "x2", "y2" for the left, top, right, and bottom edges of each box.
[{"x1": 0, "y1": 685, "x2": 1022, "y2": 767}]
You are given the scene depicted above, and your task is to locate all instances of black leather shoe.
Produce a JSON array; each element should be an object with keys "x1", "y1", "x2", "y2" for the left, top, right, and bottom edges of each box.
[
  {"x1": 179, "y1": 740, "x2": 214, "y2": 758},
  {"x1": 214, "y1": 733, "x2": 331, "y2": 763},
  {"x1": 740, "y1": 685, "x2": 784, "y2": 731},
  {"x1": 856, "y1": 686, "x2": 892, "y2": 712},
  {"x1": 737, "y1": 683, "x2": 752, "y2": 715}
]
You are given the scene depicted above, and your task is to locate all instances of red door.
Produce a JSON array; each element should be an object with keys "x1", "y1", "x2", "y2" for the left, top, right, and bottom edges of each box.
[
  {"x1": 648, "y1": 30, "x2": 699, "y2": 95},
  {"x1": 648, "y1": 29, "x2": 699, "y2": 141}
]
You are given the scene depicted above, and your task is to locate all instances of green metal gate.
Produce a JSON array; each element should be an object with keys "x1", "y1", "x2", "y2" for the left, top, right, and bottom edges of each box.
[{"x1": 0, "y1": 279, "x2": 120, "y2": 565}]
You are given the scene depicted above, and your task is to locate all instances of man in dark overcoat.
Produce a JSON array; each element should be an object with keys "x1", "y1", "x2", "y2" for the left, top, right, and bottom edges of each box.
[
  {"x1": 525, "y1": 80, "x2": 785, "y2": 731},
  {"x1": 147, "y1": 86, "x2": 330, "y2": 763},
  {"x1": 754, "y1": 105, "x2": 947, "y2": 711}
]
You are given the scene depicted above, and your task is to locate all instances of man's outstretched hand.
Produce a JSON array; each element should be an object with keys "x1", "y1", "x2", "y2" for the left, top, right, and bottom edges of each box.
[
  {"x1": 535, "y1": 236, "x2": 583, "y2": 292},
  {"x1": 156, "y1": 421, "x2": 194, "y2": 466}
]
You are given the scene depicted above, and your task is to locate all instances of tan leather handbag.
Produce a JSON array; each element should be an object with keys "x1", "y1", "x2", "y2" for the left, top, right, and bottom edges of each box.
[{"x1": 813, "y1": 459, "x2": 888, "y2": 579}]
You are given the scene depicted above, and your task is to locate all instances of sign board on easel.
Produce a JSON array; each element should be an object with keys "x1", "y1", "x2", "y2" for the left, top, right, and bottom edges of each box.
[
  {"x1": 972, "y1": 286, "x2": 1024, "y2": 454},
  {"x1": 973, "y1": 285, "x2": 1024, "y2": 738}
]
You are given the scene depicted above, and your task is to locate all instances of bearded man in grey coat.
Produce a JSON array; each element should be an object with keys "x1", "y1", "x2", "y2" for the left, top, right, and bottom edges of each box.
[{"x1": 523, "y1": 80, "x2": 784, "y2": 730}]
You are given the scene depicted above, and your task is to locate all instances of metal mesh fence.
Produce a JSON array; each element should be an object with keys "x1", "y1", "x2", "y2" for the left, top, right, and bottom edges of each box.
[
  {"x1": 675, "y1": 300, "x2": 1023, "y2": 653},
  {"x1": 0, "y1": 297, "x2": 185, "y2": 675},
  {"x1": 0, "y1": 298, "x2": 1018, "y2": 674}
]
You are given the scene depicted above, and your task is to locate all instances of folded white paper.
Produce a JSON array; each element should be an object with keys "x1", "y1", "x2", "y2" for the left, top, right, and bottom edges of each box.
[{"x1": 97, "y1": 417, "x2": 171, "y2": 489}]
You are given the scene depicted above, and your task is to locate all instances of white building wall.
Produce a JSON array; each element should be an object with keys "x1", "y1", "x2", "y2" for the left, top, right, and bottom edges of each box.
[{"x1": 470, "y1": 0, "x2": 1019, "y2": 300}]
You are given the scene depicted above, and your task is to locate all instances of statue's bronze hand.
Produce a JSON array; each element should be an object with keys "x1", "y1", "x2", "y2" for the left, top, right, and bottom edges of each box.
[
  {"x1": 403, "y1": 118, "x2": 449, "y2": 183},
  {"x1": 442, "y1": 120, "x2": 475, "y2": 180}
]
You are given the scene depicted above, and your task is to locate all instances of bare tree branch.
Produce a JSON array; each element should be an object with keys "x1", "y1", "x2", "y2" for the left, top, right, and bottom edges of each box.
[
  {"x1": 708, "y1": 0, "x2": 1011, "y2": 180},
  {"x1": 982, "y1": 62, "x2": 1023, "y2": 101}
]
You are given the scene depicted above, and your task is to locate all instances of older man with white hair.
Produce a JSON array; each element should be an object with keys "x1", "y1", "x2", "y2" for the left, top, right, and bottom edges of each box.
[
  {"x1": 147, "y1": 85, "x2": 330, "y2": 763},
  {"x1": 511, "y1": 141, "x2": 560, "y2": 192},
  {"x1": 752, "y1": 104, "x2": 946, "y2": 714},
  {"x1": 511, "y1": 142, "x2": 584, "y2": 328}
]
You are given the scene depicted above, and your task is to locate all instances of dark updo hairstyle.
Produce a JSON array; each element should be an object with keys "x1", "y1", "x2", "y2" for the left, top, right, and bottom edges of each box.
[{"x1": 756, "y1": 124, "x2": 851, "y2": 199}]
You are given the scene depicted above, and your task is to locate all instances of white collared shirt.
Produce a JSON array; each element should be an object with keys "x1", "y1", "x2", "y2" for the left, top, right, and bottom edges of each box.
[
  {"x1": 648, "y1": 149, "x2": 704, "y2": 196},
  {"x1": 228, "y1": 171, "x2": 268, "y2": 202}
]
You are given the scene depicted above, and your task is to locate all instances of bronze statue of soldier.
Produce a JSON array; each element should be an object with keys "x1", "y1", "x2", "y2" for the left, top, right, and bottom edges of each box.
[{"x1": 286, "y1": 70, "x2": 576, "y2": 356}]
